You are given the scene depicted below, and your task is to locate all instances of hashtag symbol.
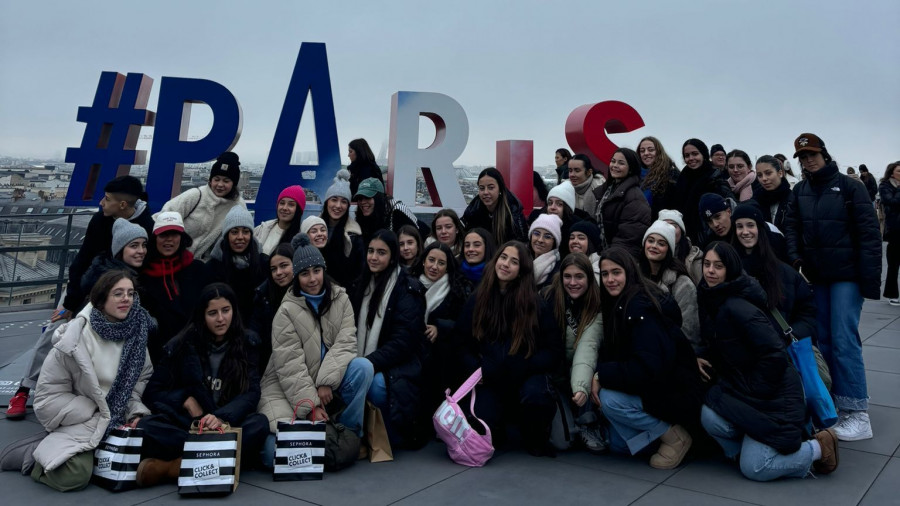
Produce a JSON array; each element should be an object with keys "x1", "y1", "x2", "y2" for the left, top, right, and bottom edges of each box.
[{"x1": 65, "y1": 72, "x2": 156, "y2": 205}]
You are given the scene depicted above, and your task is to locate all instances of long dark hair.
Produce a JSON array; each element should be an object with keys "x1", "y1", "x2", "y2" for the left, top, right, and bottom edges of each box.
[
  {"x1": 218, "y1": 228, "x2": 266, "y2": 284},
  {"x1": 412, "y1": 241, "x2": 470, "y2": 303},
  {"x1": 546, "y1": 253, "x2": 601, "y2": 347},
  {"x1": 266, "y1": 243, "x2": 294, "y2": 307},
  {"x1": 356, "y1": 192, "x2": 390, "y2": 242},
  {"x1": 881, "y1": 161, "x2": 900, "y2": 184},
  {"x1": 639, "y1": 232, "x2": 688, "y2": 280},
  {"x1": 319, "y1": 197, "x2": 350, "y2": 231},
  {"x1": 472, "y1": 241, "x2": 538, "y2": 357},
  {"x1": 354, "y1": 229, "x2": 400, "y2": 329},
  {"x1": 704, "y1": 241, "x2": 744, "y2": 283},
  {"x1": 463, "y1": 227, "x2": 497, "y2": 265},
  {"x1": 397, "y1": 224, "x2": 423, "y2": 267},
  {"x1": 349, "y1": 138, "x2": 378, "y2": 166},
  {"x1": 599, "y1": 247, "x2": 662, "y2": 357},
  {"x1": 477, "y1": 168, "x2": 518, "y2": 246},
  {"x1": 682, "y1": 138, "x2": 713, "y2": 172},
  {"x1": 612, "y1": 147, "x2": 642, "y2": 179},
  {"x1": 175, "y1": 283, "x2": 250, "y2": 405},
  {"x1": 730, "y1": 215, "x2": 782, "y2": 309}
]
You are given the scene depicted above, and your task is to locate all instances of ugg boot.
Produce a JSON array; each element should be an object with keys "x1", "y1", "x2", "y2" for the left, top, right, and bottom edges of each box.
[
  {"x1": 136, "y1": 457, "x2": 182, "y2": 487},
  {"x1": 649, "y1": 424, "x2": 692, "y2": 469}
]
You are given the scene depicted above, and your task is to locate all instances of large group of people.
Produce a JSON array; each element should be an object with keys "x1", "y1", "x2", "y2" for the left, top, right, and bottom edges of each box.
[{"x1": 2, "y1": 133, "x2": 890, "y2": 492}]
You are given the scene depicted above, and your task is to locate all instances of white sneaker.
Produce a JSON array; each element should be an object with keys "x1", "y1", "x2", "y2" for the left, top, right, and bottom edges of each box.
[
  {"x1": 889, "y1": 299, "x2": 900, "y2": 306},
  {"x1": 833, "y1": 411, "x2": 873, "y2": 441},
  {"x1": 579, "y1": 425, "x2": 609, "y2": 453}
]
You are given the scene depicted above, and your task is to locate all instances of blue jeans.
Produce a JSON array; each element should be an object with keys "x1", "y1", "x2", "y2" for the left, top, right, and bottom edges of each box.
[
  {"x1": 599, "y1": 389, "x2": 669, "y2": 456},
  {"x1": 260, "y1": 358, "x2": 374, "y2": 468},
  {"x1": 701, "y1": 405, "x2": 814, "y2": 481},
  {"x1": 813, "y1": 282, "x2": 868, "y2": 411},
  {"x1": 366, "y1": 370, "x2": 399, "y2": 444}
]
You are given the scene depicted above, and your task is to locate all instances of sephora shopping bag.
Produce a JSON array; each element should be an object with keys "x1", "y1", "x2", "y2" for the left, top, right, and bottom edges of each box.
[
  {"x1": 91, "y1": 427, "x2": 143, "y2": 491},
  {"x1": 273, "y1": 400, "x2": 326, "y2": 481},
  {"x1": 177, "y1": 421, "x2": 242, "y2": 496}
]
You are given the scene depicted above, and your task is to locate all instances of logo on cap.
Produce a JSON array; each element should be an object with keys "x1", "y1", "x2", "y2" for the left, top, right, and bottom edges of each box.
[
  {"x1": 798, "y1": 138, "x2": 809, "y2": 147},
  {"x1": 221, "y1": 164, "x2": 229, "y2": 170},
  {"x1": 705, "y1": 210, "x2": 713, "y2": 217}
]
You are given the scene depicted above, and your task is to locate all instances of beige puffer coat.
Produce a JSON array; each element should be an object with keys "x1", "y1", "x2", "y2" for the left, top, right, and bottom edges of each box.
[
  {"x1": 257, "y1": 285, "x2": 357, "y2": 432},
  {"x1": 32, "y1": 305, "x2": 152, "y2": 471}
]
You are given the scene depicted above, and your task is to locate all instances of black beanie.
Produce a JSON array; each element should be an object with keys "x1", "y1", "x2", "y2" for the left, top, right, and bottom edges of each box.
[
  {"x1": 710, "y1": 144, "x2": 726, "y2": 156},
  {"x1": 210, "y1": 152, "x2": 241, "y2": 185},
  {"x1": 731, "y1": 202, "x2": 765, "y2": 226},
  {"x1": 568, "y1": 220, "x2": 602, "y2": 253},
  {"x1": 104, "y1": 175, "x2": 146, "y2": 201}
]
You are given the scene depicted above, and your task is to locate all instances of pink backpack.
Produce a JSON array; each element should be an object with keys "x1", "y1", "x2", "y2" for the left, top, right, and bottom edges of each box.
[{"x1": 432, "y1": 368, "x2": 494, "y2": 467}]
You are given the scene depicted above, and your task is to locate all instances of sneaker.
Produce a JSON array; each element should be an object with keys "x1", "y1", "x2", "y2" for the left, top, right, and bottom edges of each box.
[
  {"x1": 579, "y1": 425, "x2": 608, "y2": 454},
  {"x1": 650, "y1": 424, "x2": 692, "y2": 469},
  {"x1": 5, "y1": 392, "x2": 28, "y2": 420},
  {"x1": 890, "y1": 299, "x2": 900, "y2": 306},
  {"x1": 813, "y1": 428, "x2": 839, "y2": 474},
  {"x1": 833, "y1": 411, "x2": 873, "y2": 441}
]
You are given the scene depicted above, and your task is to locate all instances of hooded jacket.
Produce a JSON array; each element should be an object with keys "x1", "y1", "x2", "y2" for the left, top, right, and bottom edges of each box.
[
  {"x1": 698, "y1": 274, "x2": 807, "y2": 454},
  {"x1": 160, "y1": 185, "x2": 247, "y2": 262},
  {"x1": 32, "y1": 305, "x2": 153, "y2": 471},
  {"x1": 461, "y1": 192, "x2": 529, "y2": 244}
]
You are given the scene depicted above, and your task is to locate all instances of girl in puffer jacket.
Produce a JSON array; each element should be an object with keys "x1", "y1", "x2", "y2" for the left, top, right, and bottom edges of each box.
[{"x1": 30, "y1": 270, "x2": 154, "y2": 491}]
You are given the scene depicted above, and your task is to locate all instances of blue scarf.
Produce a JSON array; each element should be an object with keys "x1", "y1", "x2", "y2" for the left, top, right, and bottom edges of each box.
[{"x1": 461, "y1": 261, "x2": 486, "y2": 282}]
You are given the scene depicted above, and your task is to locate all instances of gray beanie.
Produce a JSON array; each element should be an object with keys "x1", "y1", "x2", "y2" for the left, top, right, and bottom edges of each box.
[
  {"x1": 323, "y1": 169, "x2": 352, "y2": 203},
  {"x1": 291, "y1": 233, "x2": 326, "y2": 273},
  {"x1": 111, "y1": 218, "x2": 148, "y2": 257},
  {"x1": 221, "y1": 206, "x2": 254, "y2": 239}
]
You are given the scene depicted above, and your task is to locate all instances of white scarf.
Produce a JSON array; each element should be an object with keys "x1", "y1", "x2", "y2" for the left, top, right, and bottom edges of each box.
[
  {"x1": 533, "y1": 249, "x2": 560, "y2": 285},
  {"x1": 357, "y1": 266, "x2": 400, "y2": 357},
  {"x1": 419, "y1": 273, "x2": 450, "y2": 320},
  {"x1": 589, "y1": 252, "x2": 601, "y2": 285}
]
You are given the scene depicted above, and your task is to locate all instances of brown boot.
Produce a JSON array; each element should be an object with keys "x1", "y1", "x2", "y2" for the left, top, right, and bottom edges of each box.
[
  {"x1": 813, "y1": 428, "x2": 839, "y2": 474},
  {"x1": 136, "y1": 457, "x2": 182, "y2": 487},
  {"x1": 649, "y1": 424, "x2": 692, "y2": 469}
]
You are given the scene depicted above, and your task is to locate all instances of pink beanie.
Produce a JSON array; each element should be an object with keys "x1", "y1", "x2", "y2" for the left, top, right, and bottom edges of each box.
[{"x1": 277, "y1": 185, "x2": 307, "y2": 212}]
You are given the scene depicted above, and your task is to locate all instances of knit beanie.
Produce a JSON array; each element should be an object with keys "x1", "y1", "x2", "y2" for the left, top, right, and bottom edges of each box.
[
  {"x1": 643, "y1": 220, "x2": 677, "y2": 250},
  {"x1": 111, "y1": 218, "x2": 148, "y2": 256},
  {"x1": 300, "y1": 216, "x2": 327, "y2": 235},
  {"x1": 277, "y1": 185, "x2": 307, "y2": 213},
  {"x1": 710, "y1": 144, "x2": 726, "y2": 156},
  {"x1": 699, "y1": 193, "x2": 729, "y2": 219},
  {"x1": 547, "y1": 181, "x2": 576, "y2": 211},
  {"x1": 209, "y1": 151, "x2": 241, "y2": 185},
  {"x1": 324, "y1": 169, "x2": 352, "y2": 203},
  {"x1": 529, "y1": 214, "x2": 563, "y2": 247},
  {"x1": 731, "y1": 202, "x2": 765, "y2": 226},
  {"x1": 220, "y1": 206, "x2": 254, "y2": 239},
  {"x1": 657, "y1": 209, "x2": 686, "y2": 235},
  {"x1": 568, "y1": 220, "x2": 602, "y2": 252},
  {"x1": 291, "y1": 233, "x2": 326, "y2": 273},
  {"x1": 104, "y1": 175, "x2": 146, "y2": 200}
]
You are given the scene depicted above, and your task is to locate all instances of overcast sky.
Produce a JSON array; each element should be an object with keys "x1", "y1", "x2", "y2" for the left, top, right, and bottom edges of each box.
[{"x1": 2, "y1": 0, "x2": 898, "y2": 173}]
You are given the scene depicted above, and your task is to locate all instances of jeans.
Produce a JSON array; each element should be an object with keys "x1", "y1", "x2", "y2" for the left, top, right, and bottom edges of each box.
[
  {"x1": 701, "y1": 405, "x2": 813, "y2": 482},
  {"x1": 367, "y1": 371, "x2": 398, "y2": 444},
  {"x1": 813, "y1": 282, "x2": 869, "y2": 411},
  {"x1": 599, "y1": 389, "x2": 669, "y2": 456},
  {"x1": 884, "y1": 240, "x2": 900, "y2": 299},
  {"x1": 338, "y1": 358, "x2": 374, "y2": 437}
]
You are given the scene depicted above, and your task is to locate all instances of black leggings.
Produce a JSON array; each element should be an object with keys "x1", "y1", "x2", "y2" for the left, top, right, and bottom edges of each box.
[
  {"x1": 884, "y1": 239, "x2": 900, "y2": 298},
  {"x1": 470, "y1": 374, "x2": 556, "y2": 450},
  {"x1": 137, "y1": 413, "x2": 269, "y2": 466}
]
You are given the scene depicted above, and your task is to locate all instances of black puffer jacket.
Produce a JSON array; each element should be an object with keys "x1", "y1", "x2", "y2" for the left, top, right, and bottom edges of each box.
[
  {"x1": 144, "y1": 328, "x2": 262, "y2": 428},
  {"x1": 595, "y1": 292, "x2": 704, "y2": 429},
  {"x1": 80, "y1": 254, "x2": 140, "y2": 297},
  {"x1": 740, "y1": 252, "x2": 818, "y2": 342},
  {"x1": 698, "y1": 274, "x2": 806, "y2": 455},
  {"x1": 784, "y1": 162, "x2": 882, "y2": 299},
  {"x1": 352, "y1": 269, "x2": 428, "y2": 448},
  {"x1": 461, "y1": 193, "x2": 529, "y2": 244},
  {"x1": 752, "y1": 178, "x2": 792, "y2": 233},
  {"x1": 593, "y1": 175, "x2": 651, "y2": 257},
  {"x1": 248, "y1": 279, "x2": 286, "y2": 371},
  {"x1": 879, "y1": 179, "x2": 900, "y2": 241},
  {"x1": 675, "y1": 167, "x2": 735, "y2": 244}
]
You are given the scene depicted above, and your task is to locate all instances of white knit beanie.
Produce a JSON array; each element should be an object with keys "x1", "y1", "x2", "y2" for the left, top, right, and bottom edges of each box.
[
  {"x1": 300, "y1": 215, "x2": 327, "y2": 235},
  {"x1": 529, "y1": 214, "x2": 563, "y2": 247},
  {"x1": 657, "y1": 209, "x2": 686, "y2": 236},
  {"x1": 547, "y1": 181, "x2": 576, "y2": 211},
  {"x1": 643, "y1": 220, "x2": 677, "y2": 251}
]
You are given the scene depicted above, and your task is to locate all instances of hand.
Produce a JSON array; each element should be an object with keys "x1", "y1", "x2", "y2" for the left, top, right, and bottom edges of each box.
[
  {"x1": 307, "y1": 407, "x2": 329, "y2": 422},
  {"x1": 183, "y1": 396, "x2": 203, "y2": 418},
  {"x1": 572, "y1": 391, "x2": 587, "y2": 407},
  {"x1": 697, "y1": 358, "x2": 713, "y2": 382},
  {"x1": 590, "y1": 377, "x2": 601, "y2": 407},
  {"x1": 127, "y1": 416, "x2": 141, "y2": 428},
  {"x1": 425, "y1": 325, "x2": 439, "y2": 343},
  {"x1": 50, "y1": 308, "x2": 70, "y2": 323},
  {"x1": 200, "y1": 414, "x2": 224, "y2": 430},
  {"x1": 317, "y1": 386, "x2": 333, "y2": 406}
]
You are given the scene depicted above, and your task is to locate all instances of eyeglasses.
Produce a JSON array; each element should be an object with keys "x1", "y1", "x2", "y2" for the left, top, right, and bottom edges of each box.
[
  {"x1": 531, "y1": 231, "x2": 555, "y2": 241},
  {"x1": 111, "y1": 290, "x2": 135, "y2": 301}
]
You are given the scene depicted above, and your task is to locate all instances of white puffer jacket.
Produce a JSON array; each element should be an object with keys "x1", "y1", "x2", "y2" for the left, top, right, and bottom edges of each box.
[
  {"x1": 257, "y1": 285, "x2": 358, "y2": 432},
  {"x1": 160, "y1": 184, "x2": 247, "y2": 262},
  {"x1": 32, "y1": 305, "x2": 153, "y2": 471}
]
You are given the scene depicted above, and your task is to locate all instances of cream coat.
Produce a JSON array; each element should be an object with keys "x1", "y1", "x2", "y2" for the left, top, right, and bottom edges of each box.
[
  {"x1": 160, "y1": 184, "x2": 247, "y2": 262},
  {"x1": 257, "y1": 285, "x2": 358, "y2": 432},
  {"x1": 32, "y1": 305, "x2": 152, "y2": 472},
  {"x1": 566, "y1": 315, "x2": 602, "y2": 396}
]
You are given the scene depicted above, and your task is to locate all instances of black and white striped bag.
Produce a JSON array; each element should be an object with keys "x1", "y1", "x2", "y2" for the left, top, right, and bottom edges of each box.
[
  {"x1": 177, "y1": 423, "x2": 242, "y2": 496},
  {"x1": 91, "y1": 427, "x2": 143, "y2": 492},
  {"x1": 274, "y1": 400, "x2": 326, "y2": 481}
]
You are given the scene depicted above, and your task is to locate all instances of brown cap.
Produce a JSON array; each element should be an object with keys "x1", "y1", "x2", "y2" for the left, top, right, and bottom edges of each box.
[{"x1": 793, "y1": 133, "x2": 825, "y2": 158}]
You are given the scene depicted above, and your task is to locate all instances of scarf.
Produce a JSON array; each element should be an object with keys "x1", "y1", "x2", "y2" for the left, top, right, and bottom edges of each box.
[
  {"x1": 589, "y1": 252, "x2": 601, "y2": 285},
  {"x1": 89, "y1": 296, "x2": 153, "y2": 437},
  {"x1": 419, "y1": 273, "x2": 450, "y2": 320},
  {"x1": 564, "y1": 295, "x2": 580, "y2": 335},
  {"x1": 144, "y1": 251, "x2": 194, "y2": 300},
  {"x1": 461, "y1": 260, "x2": 486, "y2": 282},
  {"x1": 533, "y1": 249, "x2": 560, "y2": 285},
  {"x1": 357, "y1": 266, "x2": 400, "y2": 357}
]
